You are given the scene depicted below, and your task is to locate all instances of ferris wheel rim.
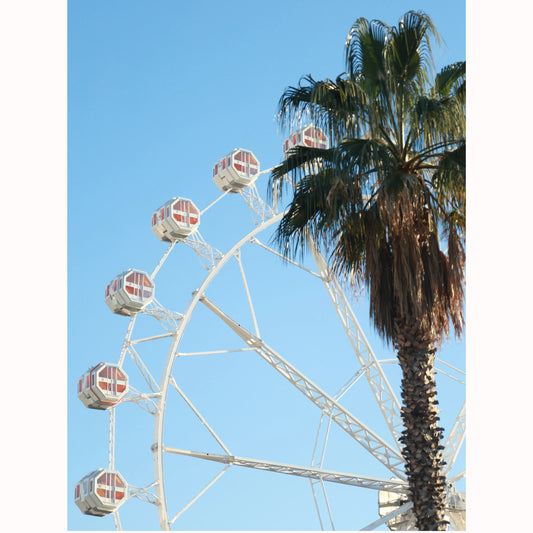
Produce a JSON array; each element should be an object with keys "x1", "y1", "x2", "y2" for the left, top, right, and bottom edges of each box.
[{"x1": 151, "y1": 211, "x2": 285, "y2": 530}]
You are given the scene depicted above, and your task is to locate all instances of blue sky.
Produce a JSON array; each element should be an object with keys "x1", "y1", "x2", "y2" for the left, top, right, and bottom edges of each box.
[{"x1": 4, "y1": 1, "x2": 533, "y2": 532}]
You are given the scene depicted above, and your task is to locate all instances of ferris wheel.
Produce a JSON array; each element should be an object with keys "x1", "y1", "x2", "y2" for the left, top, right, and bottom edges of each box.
[{"x1": 74, "y1": 129, "x2": 466, "y2": 531}]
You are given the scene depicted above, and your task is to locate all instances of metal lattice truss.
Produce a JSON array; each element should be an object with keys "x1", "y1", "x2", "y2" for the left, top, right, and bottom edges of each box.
[
  {"x1": 182, "y1": 230, "x2": 223, "y2": 270},
  {"x1": 142, "y1": 299, "x2": 183, "y2": 332},
  {"x1": 163, "y1": 446, "x2": 409, "y2": 493},
  {"x1": 127, "y1": 481, "x2": 160, "y2": 505},
  {"x1": 239, "y1": 181, "x2": 276, "y2": 225},
  {"x1": 121, "y1": 385, "x2": 161, "y2": 415}
]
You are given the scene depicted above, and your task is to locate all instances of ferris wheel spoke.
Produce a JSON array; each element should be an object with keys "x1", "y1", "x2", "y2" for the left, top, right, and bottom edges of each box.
[
  {"x1": 168, "y1": 376, "x2": 231, "y2": 455},
  {"x1": 167, "y1": 465, "x2": 231, "y2": 526},
  {"x1": 234, "y1": 250, "x2": 260, "y2": 337},
  {"x1": 309, "y1": 476, "x2": 336, "y2": 530},
  {"x1": 151, "y1": 241, "x2": 176, "y2": 279},
  {"x1": 176, "y1": 346, "x2": 256, "y2": 357},
  {"x1": 447, "y1": 470, "x2": 465, "y2": 485},
  {"x1": 163, "y1": 446, "x2": 409, "y2": 494},
  {"x1": 198, "y1": 294, "x2": 406, "y2": 479},
  {"x1": 199, "y1": 190, "x2": 230, "y2": 215},
  {"x1": 130, "y1": 332, "x2": 176, "y2": 345},
  {"x1": 112, "y1": 509, "x2": 123, "y2": 531},
  {"x1": 442, "y1": 401, "x2": 466, "y2": 476},
  {"x1": 435, "y1": 358, "x2": 466, "y2": 386},
  {"x1": 117, "y1": 315, "x2": 137, "y2": 367},
  {"x1": 250, "y1": 237, "x2": 322, "y2": 278}
]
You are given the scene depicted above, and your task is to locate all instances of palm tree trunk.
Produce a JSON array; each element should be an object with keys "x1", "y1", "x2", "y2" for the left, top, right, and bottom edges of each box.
[{"x1": 393, "y1": 316, "x2": 448, "y2": 531}]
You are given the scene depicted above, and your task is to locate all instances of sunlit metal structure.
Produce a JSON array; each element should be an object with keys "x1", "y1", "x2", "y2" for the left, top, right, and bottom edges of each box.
[{"x1": 75, "y1": 131, "x2": 465, "y2": 530}]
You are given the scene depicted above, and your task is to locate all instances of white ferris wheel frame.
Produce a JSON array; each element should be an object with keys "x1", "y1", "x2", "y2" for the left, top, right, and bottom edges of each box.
[{"x1": 101, "y1": 173, "x2": 465, "y2": 531}]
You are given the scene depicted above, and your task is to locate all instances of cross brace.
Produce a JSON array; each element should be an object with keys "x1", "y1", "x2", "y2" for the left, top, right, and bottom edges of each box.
[{"x1": 163, "y1": 446, "x2": 409, "y2": 494}]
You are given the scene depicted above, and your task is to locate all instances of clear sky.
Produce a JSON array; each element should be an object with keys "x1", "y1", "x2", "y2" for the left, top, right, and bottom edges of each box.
[
  {"x1": 65, "y1": 1, "x2": 467, "y2": 531},
  {"x1": 5, "y1": 1, "x2": 532, "y2": 532}
]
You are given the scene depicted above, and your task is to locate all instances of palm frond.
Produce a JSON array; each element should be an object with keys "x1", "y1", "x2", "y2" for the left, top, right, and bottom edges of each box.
[
  {"x1": 345, "y1": 17, "x2": 389, "y2": 81},
  {"x1": 431, "y1": 143, "x2": 466, "y2": 228},
  {"x1": 409, "y1": 94, "x2": 465, "y2": 151},
  {"x1": 431, "y1": 61, "x2": 465, "y2": 98},
  {"x1": 273, "y1": 167, "x2": 342, "y2": 261},
  {"x1": 386, "y1": 11, "x2": 440, "y2": 88}
]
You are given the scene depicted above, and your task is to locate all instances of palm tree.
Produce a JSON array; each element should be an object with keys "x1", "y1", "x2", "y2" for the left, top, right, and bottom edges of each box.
[{"x1": 270, "y1": 11, "x2": 465, "y2": 531}]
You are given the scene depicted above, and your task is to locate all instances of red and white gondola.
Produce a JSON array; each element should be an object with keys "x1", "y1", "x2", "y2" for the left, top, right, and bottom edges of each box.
[
  {"x1": 282, "y1": 125, "x2": 329, "y2": 158},
  {"x1": 77, "y1": 362, "x2": 128, "y2": 410},
  {"x1": 213, "y1": 148, "x2": 260, "y2": 192},
  {"x1": 74, "y1": 469, "x2": 127, "y2": 516},
  {"x1": 151, "y1": 197, "x2": 200, "y2": 242},
  {"x1": 104, "y1": 269, "x2": 154, "y2": 315}
]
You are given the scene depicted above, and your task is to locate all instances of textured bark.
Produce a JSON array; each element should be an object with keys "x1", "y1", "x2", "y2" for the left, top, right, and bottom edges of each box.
[{"x1": 394, "y1": 316, "x2": 448, "y2": 531}]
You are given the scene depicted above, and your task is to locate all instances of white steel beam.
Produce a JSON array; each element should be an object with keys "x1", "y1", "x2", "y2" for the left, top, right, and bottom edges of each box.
[
  {"x1": 198, "y1": 295, "x2": 405, "y2": 479},
  {"x1": 163, "y1": 446, "x2": 409, "y2": 494},
  {"x1": 150, "y1": 241, "x2": 176, "y2": 279},
  {"x1": 168, "y1": 376, "x2": 231, "y2": 455},
  {"x1": 360, "y1": 501, "x2": 414, "y2": 531},
  {"x1": 234, "y1": 250, "x2": 260, "y2": 337},
  {"x1": 129, "y1": 332, "x2": 175, "y2": 345},
  {"x1": 447, "y1": 470, "x2": 465, "y2": 485},
  {"x1": 118, "y1": 315, "x2": 137, "y2": 367},
  {"x1": 250, "y1": 237, "x2": 322, "y2": 279},
  {"x1": 108, "y1": 406, "x2": 116, "y2": 470},
  {"x1": 112, "y1": 510, "x2": 123, "y2": 531},
  {"x1": 168, "y1": 465, "x2": 231, "y2": 525}
]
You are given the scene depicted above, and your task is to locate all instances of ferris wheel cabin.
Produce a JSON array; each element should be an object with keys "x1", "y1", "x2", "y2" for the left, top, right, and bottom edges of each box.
[
  {"x1": 74, "y1": 469, "x2": 127, "y2": 516},
  {"x1": 213, "y1": 148, "x2": 260, "y2": 192},
  {"x1": 77, "y1": 363, "x2": 128, "y2": 410},
  {"x1": 283, "y1": 125, "x2": 329, "y2": 157},
  {"x1": 104, "y1": 269, "x2": 154, "y2": 315},
  {"x1": 151, "y1": 197, "x2": 200, "y2": 242}
]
